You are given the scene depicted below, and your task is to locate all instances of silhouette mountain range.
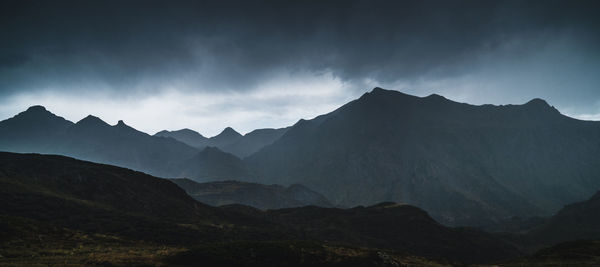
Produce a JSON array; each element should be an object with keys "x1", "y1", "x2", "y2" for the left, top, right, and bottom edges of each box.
[
  {"x1": 2, "y1": 88, "x2": 600, "y2": 228},
  {"x1": 246, "y1": 87, "x2": 600, "y2": 226},
  {"x1": 155, "y1": 126, "x2": 288, "y2": 158}
]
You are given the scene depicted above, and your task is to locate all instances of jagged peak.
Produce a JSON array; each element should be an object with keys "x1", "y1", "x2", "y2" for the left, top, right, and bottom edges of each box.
[
  {"x1": 116, "y1": 120, "x2": 126, "y2": 126},
  {"x1": 216, "y1": 127, "x2": 242, "y2": 137}
]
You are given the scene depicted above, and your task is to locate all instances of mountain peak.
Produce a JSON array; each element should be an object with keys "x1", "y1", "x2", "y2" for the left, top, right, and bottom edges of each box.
[
  {"x1": 523, "y1": 98, "x2": 560, "y2": 115},
  {"x1": 218, "y1": 127, "x2": 242, "y2": 137},
  {"x1": 359, "y1": 88, "x2": 421, "y2": 105},
  {"x1": 425, "y1": 93, "x2": 446, "y2": 100},
  {"x1": 371, "y1": 87, "x2": 386, "y2": 93},
  {"x1": 116, "y1": 120, "x2": 126, "y2": 126},
  {"x1": 25, "y1": 105, "x2": 48, "y2": 113},
  {"x1": 525, "y1": 98, "x2": 550, "y2": 107},
  {"x1": 77, "y1": 115, "x2": 109, "y2": 127},
  {"x1": 17, "y1": 105, "x2": 55, "y2": 118}
]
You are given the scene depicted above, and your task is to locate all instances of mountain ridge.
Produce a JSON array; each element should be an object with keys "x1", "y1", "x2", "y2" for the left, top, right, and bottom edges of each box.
[{"x1": 246, "y1": 87, "x2": 600, "y2": 226}]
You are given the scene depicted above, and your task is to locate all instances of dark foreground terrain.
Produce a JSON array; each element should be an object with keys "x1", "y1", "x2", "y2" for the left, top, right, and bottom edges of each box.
[{"x1": 1, "y1": 152, "x2": 599, "y2": 266}]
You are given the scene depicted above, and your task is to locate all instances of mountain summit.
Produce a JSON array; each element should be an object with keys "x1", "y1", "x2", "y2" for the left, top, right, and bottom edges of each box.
[
  {"x1": 0, "y1": 105, "x2": 73, "y2": 152},
  {"x1": 246, "y1": 88, "x2": 600, "y2": 226}
]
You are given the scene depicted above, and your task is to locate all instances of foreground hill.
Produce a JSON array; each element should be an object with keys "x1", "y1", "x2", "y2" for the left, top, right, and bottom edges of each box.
[
  {"x1": 247, "y1": 88, "x2": 600, "y2": 226},
  {"x1": 504, "y1": 240, "x2": 600, "y2": 266},
  {"x1": 0, "y1": 152, "x2": 520, "y2": 265},
  {"x1": 521, "y1": 190, "x2": 600, "y2": 249},
  {"x1": 171, "y1": 178, "x2": 332, "y2": 209}
]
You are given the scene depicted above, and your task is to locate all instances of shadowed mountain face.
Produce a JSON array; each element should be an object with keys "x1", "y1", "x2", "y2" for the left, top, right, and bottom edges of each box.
[
  {"x1": 0, "y1": 152, "x2": 520, "y2": 265},
  {"x1": 221, "y1": 128, "x2": 289, "y2": 158},
  {"x1": 0, "y1": 106, "x2": 73, "y2": 153},
  {"x1": 155, "y1": 128, "x2": 208, "y2": 148},
  {"x1": 0, "y1": 109, "x2": 251, "y2": 180},
  {"x1": 2, "y1": 88, "x2": 600, "y2": 229},
  {"x1": 54, "y1": 117, "x2": 199, "y2": 177},
  {"x1": 246, "y1": 88, "x2": 600, "y2": 226},
  {"x1": 178, "y1": 146, "x2": 253, "y2": 182},
  {"x1": 170, "y1": 178, "x2": 332, "y2": 209},
  {"x1": 155, "y1": 127, "x2": 288, "y2": 158},
  {"x1": 525, "y1": 190, "x2": 600, "y2": 247}
]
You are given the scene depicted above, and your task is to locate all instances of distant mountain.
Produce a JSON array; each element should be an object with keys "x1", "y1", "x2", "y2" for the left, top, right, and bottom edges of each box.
[
  {"x1": 0, "y1": 106, "x2": 73, "y2": 153},
  {"x1": 221, "y1": 127, "x2": 289, "y2": 158},
  {"x1": 0, "y1": 107, "x2": 251, "y2": 180},
  {"x1": 155, "y1": 128, "x2": 208, "y2": 147},
  {"x1": 50, "y1": 116, "x2": 199, "y2": 177},
  {"x1": 0, "y1": 152, "x2": 520, "y2": 265},
  {"x1": 155, "y1": 127, "x2": 288, "y2": 158},
  {"x1": 170, "y1": 179, "x2": 332, "y2": 209},
  {"x1": 178, "y1": 146, "x2": 253, "y2": 182},
  {"x1": 209, "y1": 127, "x2": 243, "y2": 147},
  {"x1": 246, "y1": 87, "x2": 600, "y2": 226}
]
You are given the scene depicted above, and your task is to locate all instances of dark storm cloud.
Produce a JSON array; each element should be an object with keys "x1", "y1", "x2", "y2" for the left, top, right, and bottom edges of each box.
[{"x1": 1, "y1": 0, "x2": 599, "y2": 97}]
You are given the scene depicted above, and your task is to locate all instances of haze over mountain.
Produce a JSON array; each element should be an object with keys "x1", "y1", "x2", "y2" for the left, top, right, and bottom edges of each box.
[
  {"x1": 0, "y1": 107, "x2": 249, "y2": 180},
  {"x1": 3, "y1": 1, "x2": 600, "y2": 265},
  {"x1": 156, "y1": 127, "x2": 288, "y2": 158},
  {"x1": 154, "y1": 128, "x2": 208, "y2": 148},
  {"x1": 2, "y1": 88, "x2": 600, "y2": 229},
  {"x1": 246, "y1": 88, "x2": 600, "y2": 226}
]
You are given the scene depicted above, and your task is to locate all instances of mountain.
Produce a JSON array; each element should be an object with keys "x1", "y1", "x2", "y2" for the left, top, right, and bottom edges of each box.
[
  {"x1": 170, "y1": 178, "x2": 332, "y2": 209},
  {"x1": 0, "y1": 152, "x2": 520, "y2": 265},
  {"x1": 246, "y1": 88, "x2": 600, "y2": 226},
  {"x1": 178, "y1": 146, "x2": 253, "y2": 182},
  {"x1": 155, "y1": 127, "x2": 288, "y2": 158},
  {"x1": 0, "y1": 105, "x2": 73, "y2": 153},
  {"x1": 0, "y1": 107, "x2": 251, "y2": 180},
  {"x1": 155, "y1": 128, "x2": 208, "y2": 147},
  {"x1": 208, "y1": 127, "x2": 243, "y2": 147},
  {"x1": 50, "y1": 116, "x2": 199, "y2": 177},
  {"x1": 524, "y1": 190, "x2": 600, "y2": 248},
  {"x1": 221, "y1": 127, "x2": 289, "y2": 158}
]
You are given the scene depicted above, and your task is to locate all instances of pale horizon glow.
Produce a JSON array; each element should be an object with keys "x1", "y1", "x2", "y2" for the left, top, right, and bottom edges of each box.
[{"x1": 0, "y1": 71, "x2": 364, "y2": 137}]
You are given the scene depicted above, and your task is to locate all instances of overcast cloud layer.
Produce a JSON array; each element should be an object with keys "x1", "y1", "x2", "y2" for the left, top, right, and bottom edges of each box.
[{"x1": 1, "y1": 0, "x2": 599, "y2": 135}]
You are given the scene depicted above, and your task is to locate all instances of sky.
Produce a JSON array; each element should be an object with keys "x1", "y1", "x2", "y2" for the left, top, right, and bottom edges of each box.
[{"x1": 1, "y1": 0, "x2": 599, "y2": 136}]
